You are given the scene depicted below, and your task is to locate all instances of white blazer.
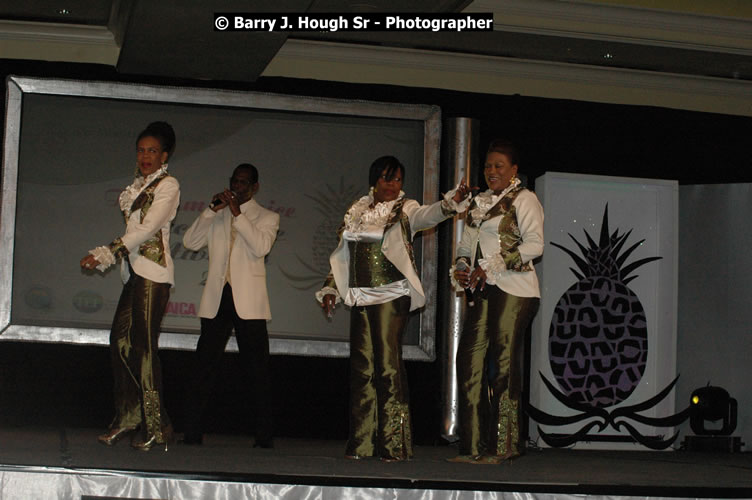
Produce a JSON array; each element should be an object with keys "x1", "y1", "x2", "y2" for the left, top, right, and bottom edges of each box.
[
  {"x1": 119, "y1": 176, "x2": 180, "y2": 286},
  {"x1": 457, "y1": 189, "x2": 544, "y2": 298},
  {"x1": 183, "y1": 199, "x2": 280, "y2": 320},
  {"x1": 328, "y1": 198, "x2": 451, "y2": 312}
]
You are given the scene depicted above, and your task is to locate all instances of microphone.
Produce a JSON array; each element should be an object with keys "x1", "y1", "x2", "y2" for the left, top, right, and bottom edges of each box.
[
  {"x1": 455, "y1": 259, "x2": 475, "y2": 307},
  {"x1": 209, "y1": 191, "x2": 238, "y2": 209}
]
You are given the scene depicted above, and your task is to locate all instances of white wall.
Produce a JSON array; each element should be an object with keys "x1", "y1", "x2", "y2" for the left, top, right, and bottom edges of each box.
[{"x1": 676, "y1": 184, "x2": 752, "y2": 448}]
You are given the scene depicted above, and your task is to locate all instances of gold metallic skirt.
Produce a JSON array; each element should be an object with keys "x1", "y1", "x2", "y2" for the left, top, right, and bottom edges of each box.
[
  {"x1": 456, "y1": 285, "x2": 539, "y2": 458},
  {"x1": 107, "y1": 272, "x2": 171, "y2": 442},
  {"x1": 346, "y1": 295, "x2": 413, "y2": 460}
]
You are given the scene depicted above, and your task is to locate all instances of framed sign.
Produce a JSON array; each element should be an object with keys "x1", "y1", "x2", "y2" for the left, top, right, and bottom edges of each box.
[{"x1": 1, "y1": 76, "x2": 441, "y2": 360}]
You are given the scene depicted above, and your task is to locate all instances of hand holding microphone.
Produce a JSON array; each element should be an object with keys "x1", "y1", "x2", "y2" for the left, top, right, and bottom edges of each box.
[
  {"x1": 209, "y1": 196, "x2": 224, "y2": 210},
  {"x1": 210, "y1": 189, "x2": 239, "y2": 214},
  {"x1": 322, "y1": 294, "x2": 337, "y2": 319},
  {"x1": 455, "y1": 259, "x2": 476, "y2": 307}
]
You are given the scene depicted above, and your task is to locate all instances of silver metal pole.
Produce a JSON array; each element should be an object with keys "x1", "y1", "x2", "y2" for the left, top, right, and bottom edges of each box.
[{"x1": 441, "y1": 117, "x2": 478, "y2": 441}]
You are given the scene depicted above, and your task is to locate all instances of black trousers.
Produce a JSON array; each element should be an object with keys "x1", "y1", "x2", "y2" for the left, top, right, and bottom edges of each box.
[{"x1": 184, "y1": 283, "x2": 272, "y2": 442}]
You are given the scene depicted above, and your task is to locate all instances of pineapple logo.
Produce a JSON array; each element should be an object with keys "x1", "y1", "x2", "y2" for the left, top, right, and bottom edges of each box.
[
  {"x1": 549, "y1": 204, "x2": 661, "y2": 407},
  {"x1": 278, "y1": 177, "x2": 361, "y2": 289},
  {"x1": 528, "y1": 205, "x2": 690, "y2": 449}
]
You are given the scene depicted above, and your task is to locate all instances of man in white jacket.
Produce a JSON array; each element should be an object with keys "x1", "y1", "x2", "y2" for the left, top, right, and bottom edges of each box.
[{"x1": 181, "y1": 163, "x2": 280, "y2": 448}]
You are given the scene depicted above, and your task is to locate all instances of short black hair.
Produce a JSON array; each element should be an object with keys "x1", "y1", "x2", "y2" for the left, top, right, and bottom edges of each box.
[
  {"x1": 234, "y1": 163, "x2": 258, "y2": 184},
  {"x1": 487, "y1": 139, "x2": 520, "y2": 167},
  {"x1": 137, "y1": 121, "x2": 176, "y2": 158},
  {"x1": 368, "y1": 156, "x2": 405, "y2": 187}
]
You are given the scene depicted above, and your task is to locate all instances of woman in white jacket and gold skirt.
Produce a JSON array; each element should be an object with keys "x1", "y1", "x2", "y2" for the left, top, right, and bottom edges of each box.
[
  {"x1": 450, "y1": 139, "x2": 544, "y2": 464},
  {"x1": 317, "y1": 155, "x2": 471, "y2": 461},
  {"x1": 80, "y1": 121, "x2": 180, "y2": 451}
]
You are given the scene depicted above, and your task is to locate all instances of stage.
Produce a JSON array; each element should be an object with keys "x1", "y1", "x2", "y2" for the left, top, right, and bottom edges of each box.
[{"x1": 0, "y1": 425, "x2": 750, "y2": 499}]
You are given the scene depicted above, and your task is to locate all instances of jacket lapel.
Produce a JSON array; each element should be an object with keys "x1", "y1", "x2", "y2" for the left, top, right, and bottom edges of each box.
[
  {"x1": 128, "y1": 172, "x2": 168, "y2": 215},
  {"x1": 382, "y1": 198, "x2": 404, "y2": 233},
  {"x1": 241, "y1": 198, "x2": 260, "y2": 221},
  {"x1": 223, "y1": 205, "x2": 233, "y2": 252}
]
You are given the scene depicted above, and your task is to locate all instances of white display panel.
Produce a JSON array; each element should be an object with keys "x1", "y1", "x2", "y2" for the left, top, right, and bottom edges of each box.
[
  {"x1": 530, "y1": 172, "x2": 678, "y2": 449},
  {"x1": 676, "y1": 183, "x2": 752, "y2": 450}
]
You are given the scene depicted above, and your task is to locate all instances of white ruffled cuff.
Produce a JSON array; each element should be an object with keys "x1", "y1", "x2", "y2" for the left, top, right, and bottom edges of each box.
[
  {"x1": 449, "y1": 256, "x2": 471, "y2": 292},
  {"x1": 89, "y1": 246, "x2": 116, "y2": 272},
  {"x1": 477, "y1": 253, "x2": 506, "y2": 286},
  {"x1": 449, "y1": 264, "x2": 463, "y2": 292},
  {"x1": 442, "y1": 184, "x2": 473, "y2": 214},
  {"x1": 315, "y1": 286, "x2": 341, "y2": 304}
]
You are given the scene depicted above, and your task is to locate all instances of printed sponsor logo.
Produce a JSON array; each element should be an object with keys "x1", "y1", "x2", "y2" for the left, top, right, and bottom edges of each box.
[
  {"x1": 24, "y1": 286, "x2": 53, "y2": 310},
  {"x1": 166, "y1": 301, "x2": 197, "y2": 316},
  {"x1": 73, "y1": 290, "x2": 104, "y2": 313}
]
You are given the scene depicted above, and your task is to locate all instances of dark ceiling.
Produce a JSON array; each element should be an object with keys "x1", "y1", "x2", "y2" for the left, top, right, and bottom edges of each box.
[{"x1": 1, "y1": 0, "x2": 751, "y2": 83}]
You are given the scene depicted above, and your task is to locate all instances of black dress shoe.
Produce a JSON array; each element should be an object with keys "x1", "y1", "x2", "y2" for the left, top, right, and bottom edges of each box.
[{"x1": 253, "y1": 439, "x2": 273, "y2": 449}]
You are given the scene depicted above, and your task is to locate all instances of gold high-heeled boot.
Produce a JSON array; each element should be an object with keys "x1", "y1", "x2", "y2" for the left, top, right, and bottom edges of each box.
[{"x1": 97, "y1": 426, "x2": 137, "y2": 446}]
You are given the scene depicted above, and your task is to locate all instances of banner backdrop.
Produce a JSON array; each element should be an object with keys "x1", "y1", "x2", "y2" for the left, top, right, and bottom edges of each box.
[{"x1": 4, "y1": 83, "x2": 439, "y2": 358}]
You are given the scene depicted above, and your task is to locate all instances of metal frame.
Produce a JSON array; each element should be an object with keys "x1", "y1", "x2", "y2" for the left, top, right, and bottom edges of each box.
[{"x1": 1, "y1": 75, "x2": 441, "y2": 360}]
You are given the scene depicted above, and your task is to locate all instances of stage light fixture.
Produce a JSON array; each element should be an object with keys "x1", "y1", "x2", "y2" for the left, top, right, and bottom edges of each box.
[
  {"x1": 682, "y1": 384, "x2": 743, "y2": 452},
  {"x1": 689, "y1": 384, "x2": 737, "y2": 436}
]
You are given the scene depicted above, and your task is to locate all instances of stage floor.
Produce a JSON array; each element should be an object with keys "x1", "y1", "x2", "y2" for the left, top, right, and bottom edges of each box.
[{"x1": 1, "y1": 425, "x2": 751, "y2": 498}]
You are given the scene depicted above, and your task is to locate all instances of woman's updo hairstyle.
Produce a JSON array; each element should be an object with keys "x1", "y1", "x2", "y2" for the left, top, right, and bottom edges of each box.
[
  {"x1": 487, "y1": 139, "x2": 520, "y2": 167},
  {"x1": 137, "y1": 121, "x2": 176, "y2": 159},
  {"x1": 368, "y1": 155, "x2": 405, "y2": 187}
]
